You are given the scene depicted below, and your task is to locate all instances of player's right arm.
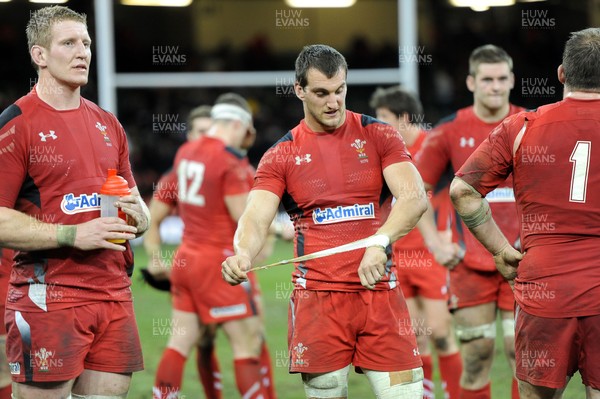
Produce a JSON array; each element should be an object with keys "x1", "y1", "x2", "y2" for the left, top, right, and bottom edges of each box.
[
  {"x1": 143, "y1": 198, "x2": 174, "y2": 277},
  {"x1": 222, "y1": 189, "x2": 280, "y2": 285},
  {"x1": 0, "y1": 207, "x2": 136, "y2": 252}
]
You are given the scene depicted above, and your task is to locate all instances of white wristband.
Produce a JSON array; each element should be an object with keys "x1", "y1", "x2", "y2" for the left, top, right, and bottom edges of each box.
[{"x1": 367, "y1": 234, "x2": 390, "y2": 249}]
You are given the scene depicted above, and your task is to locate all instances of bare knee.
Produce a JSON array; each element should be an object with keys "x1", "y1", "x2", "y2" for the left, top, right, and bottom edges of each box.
[
  {"x1": 459, "y1": 336, "x2": 495, "y2": 386},
  {"x1": 518, "y1": 378, "x2": 561, "y2": 399}
]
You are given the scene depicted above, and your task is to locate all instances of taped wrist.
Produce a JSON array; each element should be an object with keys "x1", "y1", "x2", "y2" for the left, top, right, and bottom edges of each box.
[
  {"x1": 460, "y1": 199, "x2": 492, "y2": 229},
  {"x1": 366, "y1": 234, "x2": 390, "y2": 251},
  {"x1": 57, "y1": 225, "x2": 77, "y2": 247}
]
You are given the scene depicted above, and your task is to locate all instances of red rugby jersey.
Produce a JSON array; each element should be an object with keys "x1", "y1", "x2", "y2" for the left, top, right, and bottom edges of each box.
[
  {"x1": 417, "y1": 105, "x2": 524, "y2": 271},
  {"x1": 457, "y1": 98, "x2": 600, "y2": 317},
  {"x1": 0, "y1": 88, "x2": 135, "y2": 312},
  {"x1": 254, "y1": 110, "x2": 412, "y2": 291},
  {"x1": 171, "y1": 136, "x2": 253, "y2": 250}
]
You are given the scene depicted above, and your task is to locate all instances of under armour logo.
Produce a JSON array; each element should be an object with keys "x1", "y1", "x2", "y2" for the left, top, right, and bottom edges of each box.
[
  {"x1": 295, "y1": 154, "x2": 312, "y2": 165},
  {"x1": 460, "y1": 137, "x2": 475, "y2": 147},
  {"x1": 413, "y1": 348, "x2": 420, "y2": 356},
  {"x1": 39, "y1": 131, "x2": 57, "y2": 142}
]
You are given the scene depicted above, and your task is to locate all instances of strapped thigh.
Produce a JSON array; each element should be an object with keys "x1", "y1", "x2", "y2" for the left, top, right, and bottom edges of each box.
[{"x1": 302, "y1": 365, "x2": 350, "y2": 398}]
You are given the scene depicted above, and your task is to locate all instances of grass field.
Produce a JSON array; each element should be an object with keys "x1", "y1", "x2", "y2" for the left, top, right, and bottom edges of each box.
[{"x1": 128, "y1": 240, "x2": 586, "y2": 398}]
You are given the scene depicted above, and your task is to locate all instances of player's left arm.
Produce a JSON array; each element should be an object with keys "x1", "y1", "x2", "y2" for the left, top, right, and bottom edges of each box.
[
  {"x1": 116, "y1": 186, "x2": 151, "y2": 238},
  {"x1": 358, "y1": 162, "x2": 428, "y2": 289}
]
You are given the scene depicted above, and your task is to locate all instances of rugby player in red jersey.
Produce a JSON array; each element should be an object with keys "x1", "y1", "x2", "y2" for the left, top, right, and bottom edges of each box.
[
  {"x1": 0, "y1": 6, "x2": 149, "y2": 398},
  {"x1": 451, "y1": 28, "x2": 600, "y2": 399},
  {"x1": 151, "y1": 93, "x2": 276, "y2": 399},
  {"x1": 416, "y1": 45, "x2": 524, "y2": 399},
  {"x1": 223, "y1": 44, "x2": 428, "y2": 398}
]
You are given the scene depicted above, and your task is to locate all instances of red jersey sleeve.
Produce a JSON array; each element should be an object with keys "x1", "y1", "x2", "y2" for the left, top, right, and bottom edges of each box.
[
  {"x1": 0, "y1": 105, "x2": 30, "y2": 208},
  {"x1": 372, "y1": 123, "x2": 412, "y2": 169},
  {"x1": 415, "y1": 127, "x2": 452, "y2": 186},
  {"x1": 253, "y1": 140, "x2": 289, "y2": 198},
  {"x1": 456, "y1": 115, "x2": 523, "y2": 196}
]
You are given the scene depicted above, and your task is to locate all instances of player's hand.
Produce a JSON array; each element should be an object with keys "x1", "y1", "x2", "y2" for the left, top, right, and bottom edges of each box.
[
  {"x1": 493, "y1": 245, "x2": 523, "y2": 290},
  {"x1": 430, "y1": 230, "x2": 463, "y2": 270},
  {"x1": 116, "y1": 195, "x2": 149, "y2": 234},
  {"x1": 358, "y1": 246, "x2": 388, "y2": 290},
  {"x1": 222, "y1": 255, "x2": 251, "y2": 285},
  {"x1": 74, "y1": 217, "x2": 137, "y2": 251}
]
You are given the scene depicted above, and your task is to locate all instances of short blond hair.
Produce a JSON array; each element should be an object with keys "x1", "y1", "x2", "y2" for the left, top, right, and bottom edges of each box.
[
  {"x1": 468, "y1": 44, "x2": 513, "y2": 76},
  {"x1": 27, "y1": 6, "x2": 87, "y2": 70}
]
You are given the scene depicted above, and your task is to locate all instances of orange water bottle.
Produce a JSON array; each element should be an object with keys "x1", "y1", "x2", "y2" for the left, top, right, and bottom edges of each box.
[{"x1": 100, "y1": 168, "x2": 131, "y2": 243}]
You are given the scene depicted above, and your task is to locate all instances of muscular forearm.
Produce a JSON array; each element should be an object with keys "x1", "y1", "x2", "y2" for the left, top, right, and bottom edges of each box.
[
  {"x1": 233, "y1": 211, "x2": 272, "y2": 262},
  {"x1": 468, "y1": 217, "x2": 510, "y2": 256},
  {"x1": 0, "y1": 207, "x2": 63, "y2": 251},
  {"x1": 378, "y1": 194, "x2": 427, "y2": 243},
  {"x1": 379, "y1": 163, "x2": 428, "y2": 243},
  {"x1": 450, "y1": 177, "x2": 509, "y2": 255}
]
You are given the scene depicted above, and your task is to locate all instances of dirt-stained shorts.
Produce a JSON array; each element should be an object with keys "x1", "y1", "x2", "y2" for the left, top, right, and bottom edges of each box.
[
  {"x1": 448, "y1": 264, "x2": 514, "y2": 312},
  {"x1": 6, "y1": 301, "x2": 143, "y2": 383},
  {"x1": 515, "y1": 306, "x2": 600, "y2": 390}
]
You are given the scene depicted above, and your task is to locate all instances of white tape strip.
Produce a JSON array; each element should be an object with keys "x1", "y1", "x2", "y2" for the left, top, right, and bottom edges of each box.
[{"x1": 250, "y1": 234, "x2": 390, "y2": 271}]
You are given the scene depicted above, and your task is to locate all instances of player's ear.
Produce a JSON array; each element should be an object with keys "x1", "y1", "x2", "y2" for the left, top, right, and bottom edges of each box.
[
  {"x1": 509, "y1": 72, "x2": 515, "y2": 89},
  {"x1": 30, "y1": 45, "x2": 47, "y2": 69},
  {"x1": 466, "y1": 74, "x2": 475, "y2": 93},
  {"x1": 295, "y1": 82, "x2": 305, "y2": 101},
  {"x1": 557, "y1": 64, "x2": 566, "y2": 84}
]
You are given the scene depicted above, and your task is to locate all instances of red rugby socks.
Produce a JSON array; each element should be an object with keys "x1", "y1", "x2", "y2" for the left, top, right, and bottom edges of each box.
[
  {"x1": 439, "y1": 351, "x2": 462, "y2": 398},
  {"x1": 234, "y1": 357, "x2": 269, "y2": 399},
  {"x1": 196, "y1": 345, "x2": 222, "y2": 399},
  {"x1": 153, "y1": 348, "x2": 186, "y2": 399}
]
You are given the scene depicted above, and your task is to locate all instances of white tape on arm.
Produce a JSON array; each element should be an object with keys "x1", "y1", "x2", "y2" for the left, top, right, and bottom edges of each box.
[
  {"x1": 250, "y1": 234, "x2": 391, "y2": 271},
  {"x1": 367, "y1": 234, "x2": 390, "y2": 250}
]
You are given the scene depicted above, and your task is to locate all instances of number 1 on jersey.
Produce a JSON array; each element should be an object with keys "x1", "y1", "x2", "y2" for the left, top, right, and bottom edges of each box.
[
  {"x1": 569, "y1": 141, "x2": 591, "y2": 203},
  {"x1": 178, "y1": 159, "x2": 206, "y2": 206}
]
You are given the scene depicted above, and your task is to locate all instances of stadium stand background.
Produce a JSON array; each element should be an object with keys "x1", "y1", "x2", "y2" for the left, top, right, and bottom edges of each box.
[{"x1": 0, "y1": 0, "x2": 593, "y2": 199}]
